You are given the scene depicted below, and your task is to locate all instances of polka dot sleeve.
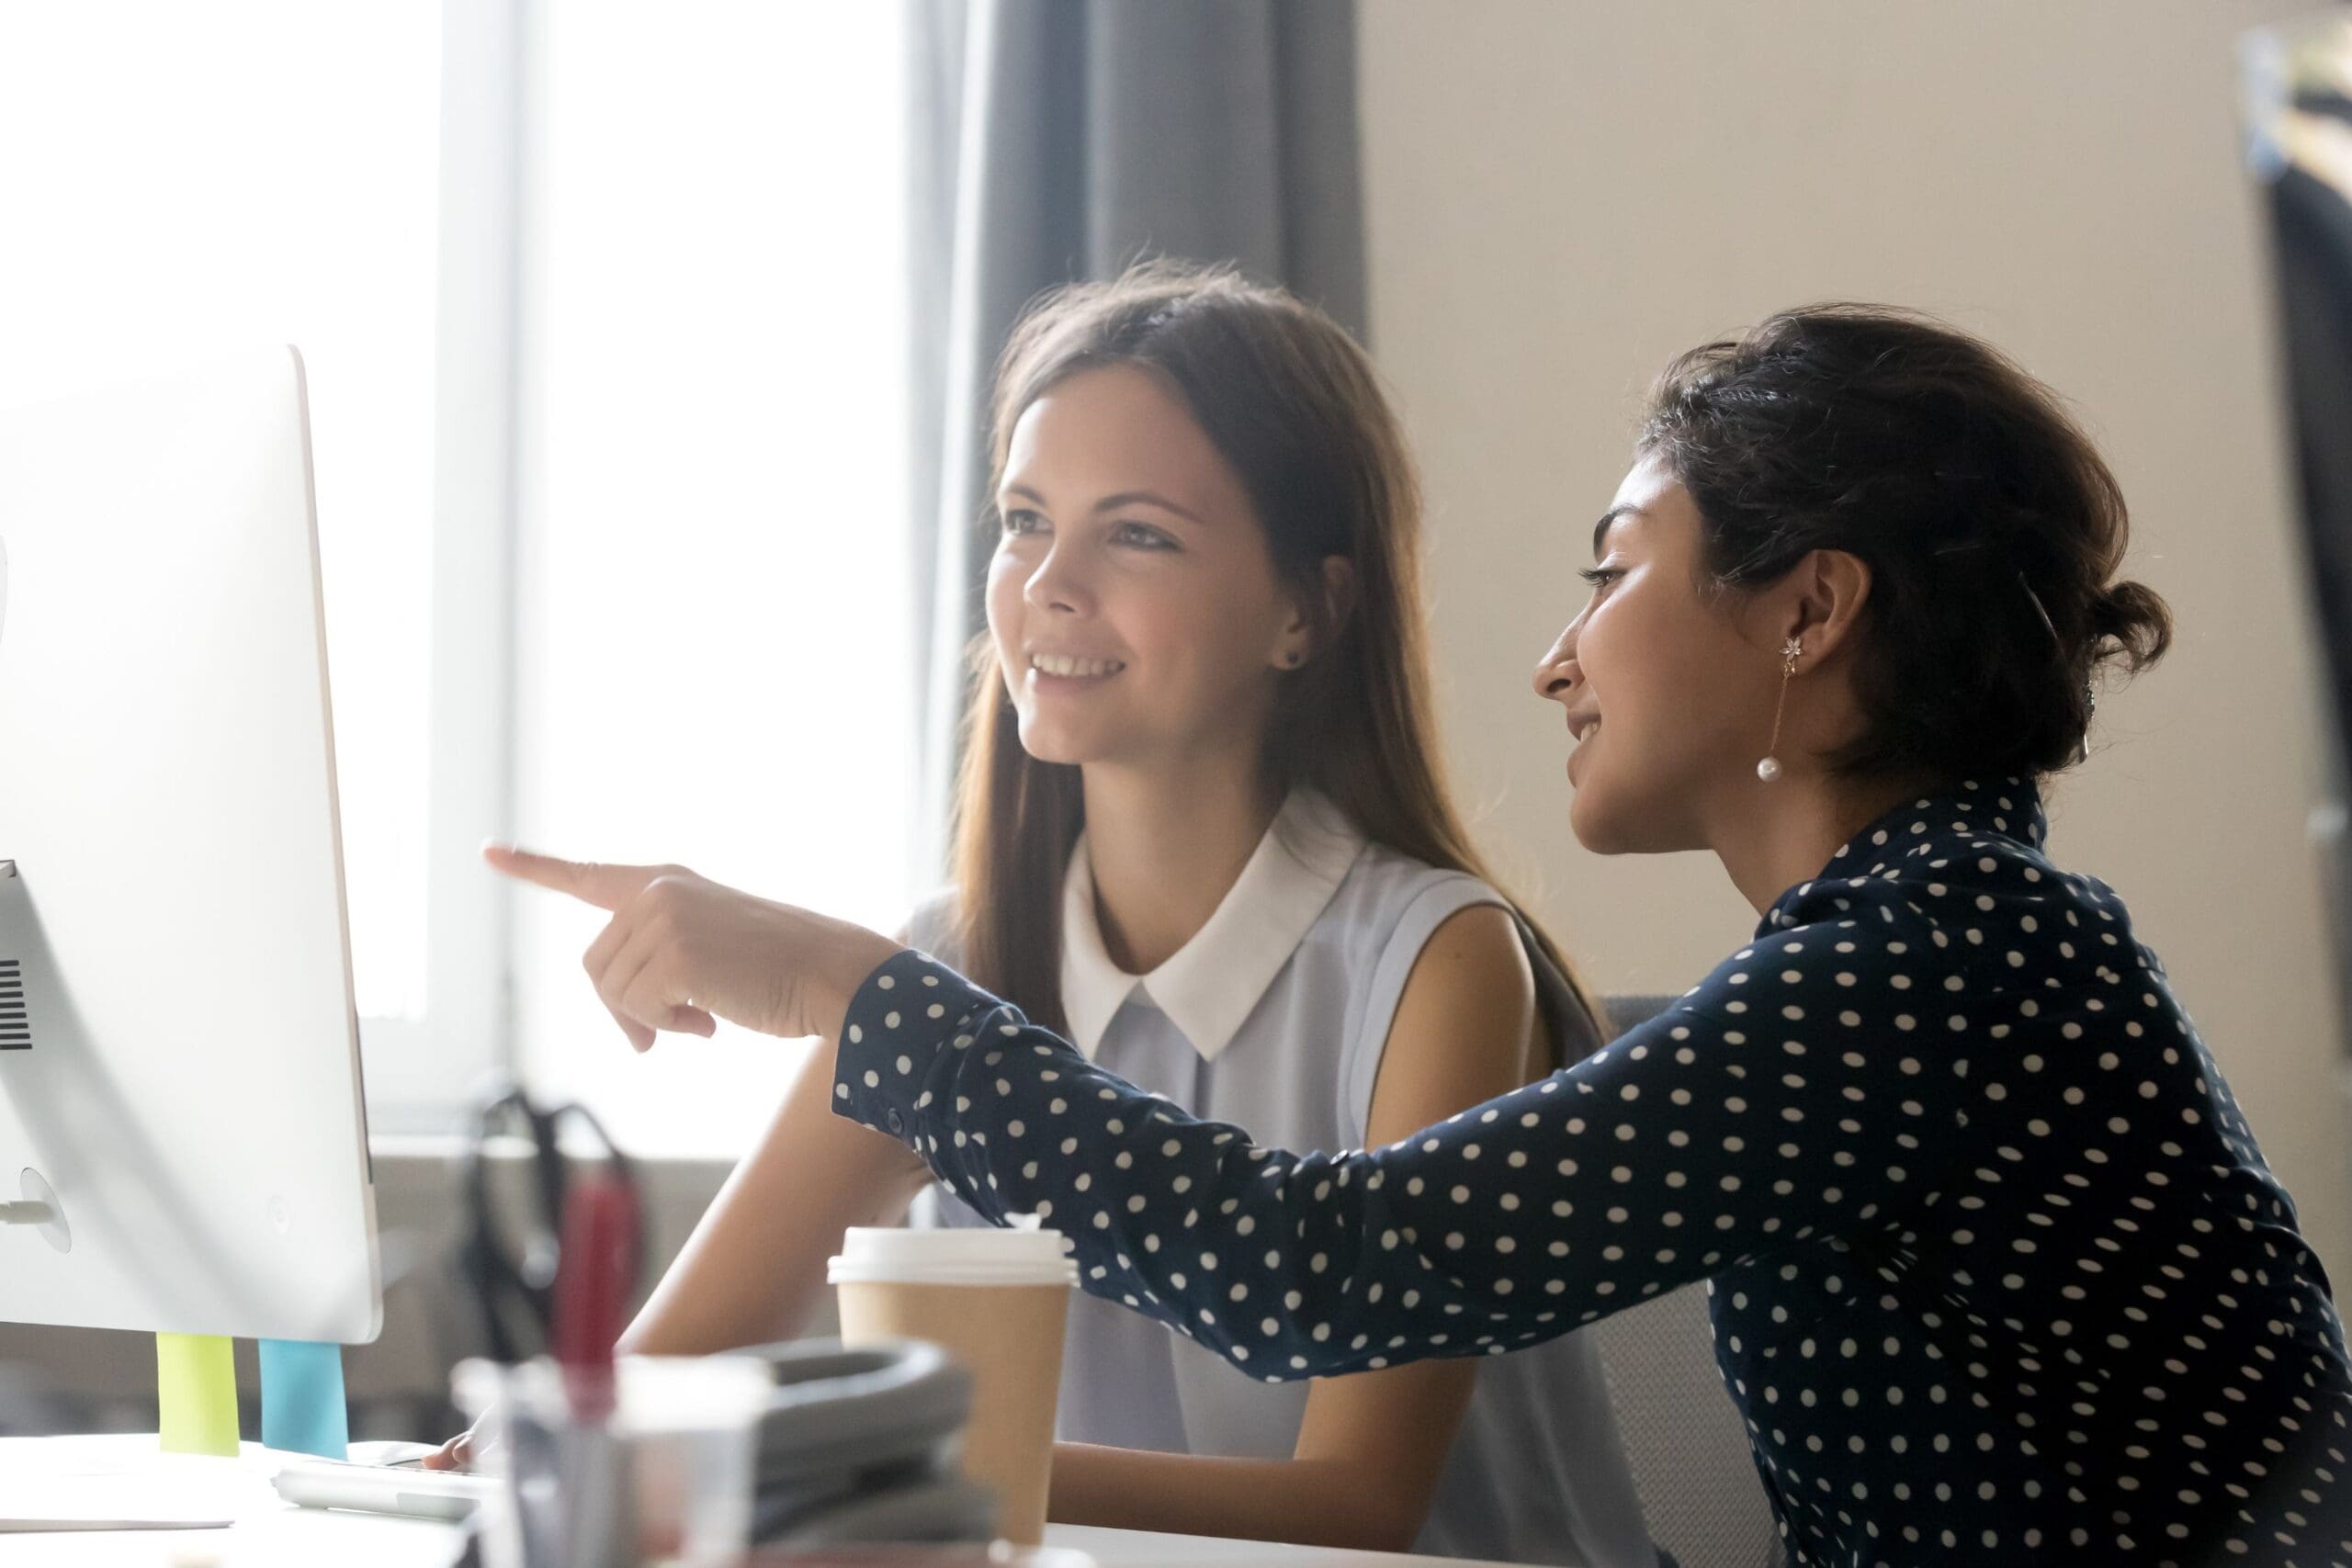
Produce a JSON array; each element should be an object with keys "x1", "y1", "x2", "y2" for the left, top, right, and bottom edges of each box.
[{"x1": 833, "y1": 875, "x2": 1970, "y2": 1378}]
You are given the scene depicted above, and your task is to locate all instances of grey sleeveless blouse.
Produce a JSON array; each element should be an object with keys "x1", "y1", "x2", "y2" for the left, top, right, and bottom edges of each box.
[{"x1": 909, "y1": 795, "x2": 1657, "y2": 1566}]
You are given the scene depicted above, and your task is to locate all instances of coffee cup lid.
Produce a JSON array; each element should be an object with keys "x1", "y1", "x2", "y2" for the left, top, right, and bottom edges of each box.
[{"x1": 827, "y1": 1218, "x2": 1080, "y2": 1287}]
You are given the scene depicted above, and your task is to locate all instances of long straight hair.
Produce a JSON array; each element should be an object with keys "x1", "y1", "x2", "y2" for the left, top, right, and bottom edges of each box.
[{"x1": 948, "y1": 262, "x2": 1600, "y2": 1054}]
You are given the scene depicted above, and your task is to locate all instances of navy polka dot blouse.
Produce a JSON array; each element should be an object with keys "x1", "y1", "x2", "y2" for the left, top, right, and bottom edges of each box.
[{"x1": 833, "y1": 777, "x2": 2352, "y2": 1563}]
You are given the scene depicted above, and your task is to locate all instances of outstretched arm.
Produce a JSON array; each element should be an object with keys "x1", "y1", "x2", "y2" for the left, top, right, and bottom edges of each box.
[{"x1": 836, "y1": 886, "x2": 1965, "y2": 1377}]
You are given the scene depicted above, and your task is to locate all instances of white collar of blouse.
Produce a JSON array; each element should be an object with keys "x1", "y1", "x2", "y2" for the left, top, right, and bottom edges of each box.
[{"x1": 1058, "y1": 790, "x2": 1366, "y2": 1063}]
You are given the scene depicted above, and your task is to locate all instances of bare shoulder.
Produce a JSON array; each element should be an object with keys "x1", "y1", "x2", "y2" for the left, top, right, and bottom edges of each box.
[
  {"x1": 1369, "y1": 903, "x2": 1542, "y2": 1141},
  {"x1": 1397, "y1": 902, "x2": 1536, "y2": 1002}
]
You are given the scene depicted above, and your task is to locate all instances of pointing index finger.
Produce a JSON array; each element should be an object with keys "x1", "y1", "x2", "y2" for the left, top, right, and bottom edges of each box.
[{"x1": 482, "y1": 842, "x2": 657, "y2": 913}]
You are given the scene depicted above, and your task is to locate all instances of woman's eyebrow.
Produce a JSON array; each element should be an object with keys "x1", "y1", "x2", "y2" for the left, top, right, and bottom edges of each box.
[
  {"x1": 1591, "y1": 503, "x2": 1645, "y2": 558},
  {"x1": 1093, "y1": 490, "x2": 1206, "y2": 525},
  {"x1": 1000, "y1": 484, "x2": 1207, "y2": 526}
]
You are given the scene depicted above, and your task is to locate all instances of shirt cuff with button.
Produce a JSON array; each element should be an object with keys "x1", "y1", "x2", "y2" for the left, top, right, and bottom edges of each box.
[{"x1": 832, "y1": 948, "x2": 975, "y2": 1145}]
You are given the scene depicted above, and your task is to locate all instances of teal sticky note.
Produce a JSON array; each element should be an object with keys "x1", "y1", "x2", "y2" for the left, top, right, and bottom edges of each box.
[{"x1": 258, "y1": 1338, "x2": 348, "y2": 1460}]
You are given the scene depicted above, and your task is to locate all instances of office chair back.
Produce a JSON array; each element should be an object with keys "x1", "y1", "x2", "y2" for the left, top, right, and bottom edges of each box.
[{"x1": 1587, "y1": 995, "x2": 1784, "y2": 1568}]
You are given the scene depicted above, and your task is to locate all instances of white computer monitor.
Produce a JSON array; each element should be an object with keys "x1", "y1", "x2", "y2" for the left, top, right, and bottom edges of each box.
[{"x1": 0, "y1": 347, "x2": 380, "y2": 1344}]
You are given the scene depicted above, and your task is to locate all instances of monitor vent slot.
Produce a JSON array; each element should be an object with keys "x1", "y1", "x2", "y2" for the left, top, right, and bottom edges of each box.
[{"x1": 0, "y1": 959, "x2": 28, "y2": 1048}]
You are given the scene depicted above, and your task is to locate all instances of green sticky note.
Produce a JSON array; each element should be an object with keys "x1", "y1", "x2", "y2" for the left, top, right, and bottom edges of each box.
[{"x1": 155, "y1": 1333, "x2": 239, "y2": 1456}]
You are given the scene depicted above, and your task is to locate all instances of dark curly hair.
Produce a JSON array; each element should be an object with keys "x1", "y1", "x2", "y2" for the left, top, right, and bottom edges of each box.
[{"x1": 1640, "y1": 304, "x2": 2174, "y2": 783}]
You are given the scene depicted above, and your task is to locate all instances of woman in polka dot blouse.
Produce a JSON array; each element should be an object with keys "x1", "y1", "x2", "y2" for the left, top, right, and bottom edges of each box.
[{"x1": 518, "y1": 306, "x2": 2352, "y2": 1564}]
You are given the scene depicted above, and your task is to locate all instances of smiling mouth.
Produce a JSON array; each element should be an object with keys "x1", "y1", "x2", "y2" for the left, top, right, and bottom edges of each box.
[
  {"x1": 1568, "y1": 715, "x2": 1601, "y2": 744},
  {"x1": 1030, "y1": 653, "x2": 1127, "y2": 680}
]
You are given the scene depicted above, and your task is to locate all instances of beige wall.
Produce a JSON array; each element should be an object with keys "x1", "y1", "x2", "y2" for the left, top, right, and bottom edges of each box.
[{"x1": 1358, "y1": 0, "x2": 2352, "y2": 1273}]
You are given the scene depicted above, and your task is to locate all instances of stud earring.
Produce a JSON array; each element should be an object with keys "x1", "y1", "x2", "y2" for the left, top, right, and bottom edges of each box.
[
  {"x1": 1284, "y1": 651, "x2": 1304, "y2": 668},
  {"x1": 1758, "y1": 637, "x2": 1803, "y2": 783}
]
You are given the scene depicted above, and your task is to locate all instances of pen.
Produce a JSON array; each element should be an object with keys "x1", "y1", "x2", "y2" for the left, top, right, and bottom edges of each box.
[
  {"x1": 548, "y1": 1168, "x2": 641, "y2": 1567},
  {"x1": 551, "y1": 1168, "x2": 639, "y2": 1420}
]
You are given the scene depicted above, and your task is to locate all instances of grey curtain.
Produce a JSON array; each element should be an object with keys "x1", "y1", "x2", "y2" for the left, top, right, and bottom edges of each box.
[{"x1": 904, "y1": 0, "x2": 1366, "y2": 878}]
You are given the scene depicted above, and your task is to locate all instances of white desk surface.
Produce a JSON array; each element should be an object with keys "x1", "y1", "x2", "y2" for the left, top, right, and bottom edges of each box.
[
  {"x1": 0, "y1": 1437, "x2": 1521, "y2": 1568},
  {"x1": 0, "y1": 1436, "x2": 465, "y2": 1566},
  {"x1": 1046, "y1": 1526, "x2": 1515, "y2": 1567}
]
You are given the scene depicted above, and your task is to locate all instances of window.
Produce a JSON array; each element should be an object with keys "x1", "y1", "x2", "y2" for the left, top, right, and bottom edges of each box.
[
  {"x1": 0, "y1": 3, "x2": 919, "y2": 1154},
  {"x1": 511, "y1": 2, "x2": 915, "y2": 1155},
  {"x1": 0, "y1": 5, "x2": 442, "y2": 1021}
]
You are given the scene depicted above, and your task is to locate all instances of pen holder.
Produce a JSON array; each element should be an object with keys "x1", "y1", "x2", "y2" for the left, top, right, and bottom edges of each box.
[{"x1": 457, "y1": 1355, "x2": 772, "y2": 1568}]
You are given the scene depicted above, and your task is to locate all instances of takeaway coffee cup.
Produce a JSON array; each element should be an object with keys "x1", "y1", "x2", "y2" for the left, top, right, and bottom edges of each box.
[{"x1": 828, "y1": 1223, "x2": 1077, "y2": 1545}]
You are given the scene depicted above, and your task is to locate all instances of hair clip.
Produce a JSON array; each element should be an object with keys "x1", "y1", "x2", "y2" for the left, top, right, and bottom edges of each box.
[
  {"x1": 2018, "y1": 572, "x2": 2097, "y2": 762},
  {"x1": 2018, "y1": 572, "x2": 2060, "y2": 644}
]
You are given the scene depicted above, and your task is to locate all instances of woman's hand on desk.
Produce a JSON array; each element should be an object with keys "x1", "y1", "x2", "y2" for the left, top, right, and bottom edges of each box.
[
  {"x1": 483, "y1": 846, "x2": 901, "y2": 1050},
  {"x1": 420, "y1": 1428, "x2": 474, "y2": 1471}
]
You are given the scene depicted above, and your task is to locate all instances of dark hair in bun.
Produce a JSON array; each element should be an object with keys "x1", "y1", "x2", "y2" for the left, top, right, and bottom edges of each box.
[{"x1": 1641, "y1": 303, "x2": 2173, "y2": 782}]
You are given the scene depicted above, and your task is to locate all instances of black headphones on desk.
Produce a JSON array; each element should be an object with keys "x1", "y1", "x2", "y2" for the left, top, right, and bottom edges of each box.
[
  {"x1": 454, "y1": 1086, "x2": 643, "y2": 1364},
  {"x1": 741, "y1": 1338, "x2": 994, "y2": 1546}
]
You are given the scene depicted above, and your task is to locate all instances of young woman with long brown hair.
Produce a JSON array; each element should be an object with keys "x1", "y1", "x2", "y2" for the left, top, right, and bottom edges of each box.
[{"x1": 465, "y1": 265, "x2": 1657, "y2": 1563}]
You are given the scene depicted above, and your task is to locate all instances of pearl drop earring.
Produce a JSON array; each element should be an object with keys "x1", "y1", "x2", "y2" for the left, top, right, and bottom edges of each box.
[{"x1": 1758, "y1": 637, "x2": 1803, "y2": 783}]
